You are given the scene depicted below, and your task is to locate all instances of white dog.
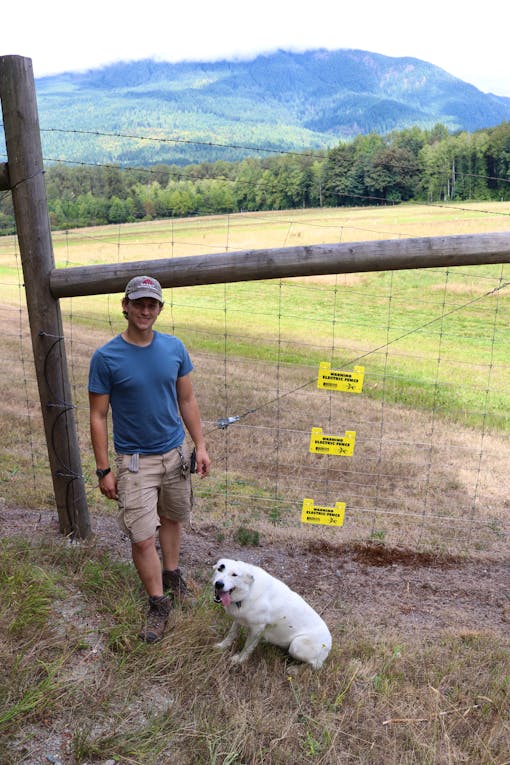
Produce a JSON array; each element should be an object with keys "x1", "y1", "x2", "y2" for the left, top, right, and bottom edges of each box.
[{"x1": 212, "y1": 558, "x2": 332, "y2": 669}]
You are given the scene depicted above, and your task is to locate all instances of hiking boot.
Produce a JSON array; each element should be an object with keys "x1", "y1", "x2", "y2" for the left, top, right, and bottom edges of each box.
[
  {"x1": 162, "y1": 567, "x2": 188, "y2": 603},
  {"x1": 139, "y1": 595, "x2": 172, "y2": 643}
]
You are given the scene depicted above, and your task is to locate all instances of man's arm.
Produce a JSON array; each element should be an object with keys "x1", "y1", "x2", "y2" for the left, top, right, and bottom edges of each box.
[
  {"x1": 176, "y1": 374, "x2": 211, "y2": 477},
  {"x1": 89, "y1": 391, "x2": 118, "y2": 499}
]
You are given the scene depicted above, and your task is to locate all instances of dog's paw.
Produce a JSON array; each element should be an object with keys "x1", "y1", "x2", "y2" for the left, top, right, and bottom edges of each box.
[
  {"x1": 215, "y1": 641, "x2": 229, "y2": 650},
  {"x1": 230, "y1": 653, "x2": 247, "y2": 664}
]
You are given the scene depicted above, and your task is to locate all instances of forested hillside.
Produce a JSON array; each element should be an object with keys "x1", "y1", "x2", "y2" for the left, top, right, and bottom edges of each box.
[
  {"x1": 1, "y1": 121, "x2": 509, "y2": 233},
  {"x1": 30, "y1": 50, "x2": 510, "y2": 167},
  {"x1": 2, "y1": 49, "x2": 510, "y2": 234}
]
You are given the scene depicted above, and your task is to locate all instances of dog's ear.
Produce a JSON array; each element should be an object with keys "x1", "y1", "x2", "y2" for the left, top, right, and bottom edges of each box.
[{"x1": 242, "y1": 572, "x2": 255, "y2": 586}]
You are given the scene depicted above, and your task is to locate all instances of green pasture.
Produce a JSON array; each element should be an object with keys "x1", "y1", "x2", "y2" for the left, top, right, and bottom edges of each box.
[
  {"x1": 68, "y1": 277, "x2": 510, "y2": 433},
  {"x1": 1, "y1": 202, "x2": 509, "y2": 435}
]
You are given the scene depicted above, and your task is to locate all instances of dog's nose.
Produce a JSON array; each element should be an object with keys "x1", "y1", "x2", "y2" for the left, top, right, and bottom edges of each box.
[{"x1": 214, "y1": 580, "x2": 224, "y2": 591}]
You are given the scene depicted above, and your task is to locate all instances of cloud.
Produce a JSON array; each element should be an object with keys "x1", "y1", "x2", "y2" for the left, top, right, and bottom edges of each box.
[{"x1": 4, "y1": 0, "x2": 510, "y2": 96}]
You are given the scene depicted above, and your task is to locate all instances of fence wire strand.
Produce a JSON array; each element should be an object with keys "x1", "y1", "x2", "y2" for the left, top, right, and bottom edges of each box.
[{"x1": 1, "y1": 205, "x2": 509, "y2": 554}]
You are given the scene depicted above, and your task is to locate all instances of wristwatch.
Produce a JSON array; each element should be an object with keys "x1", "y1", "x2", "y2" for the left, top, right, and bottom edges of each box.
[{"x1": 95, "y1": 467, "x2": 111, "y2": 479}]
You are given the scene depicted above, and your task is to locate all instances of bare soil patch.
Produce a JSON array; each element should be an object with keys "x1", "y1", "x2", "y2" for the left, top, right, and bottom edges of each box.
[{"x1": 2, "y1": 503, "x2": 509, "y2": 642}]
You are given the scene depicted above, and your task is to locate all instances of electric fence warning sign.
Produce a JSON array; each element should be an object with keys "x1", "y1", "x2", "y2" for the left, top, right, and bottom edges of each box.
[
  {"x1": 309, "y1": 427, "x2": 356, "y2": 456},
  {"x1": 301, "y1": 498, "x2": 346, "y2": 527},
  {"x1": 317, "y1": 363, "x2": 365, "y2": 393}
]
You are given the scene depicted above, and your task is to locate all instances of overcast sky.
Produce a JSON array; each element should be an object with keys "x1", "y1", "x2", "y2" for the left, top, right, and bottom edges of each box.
[{"x1": 3, "y1": 0, "x2": 509, "y2": 97}]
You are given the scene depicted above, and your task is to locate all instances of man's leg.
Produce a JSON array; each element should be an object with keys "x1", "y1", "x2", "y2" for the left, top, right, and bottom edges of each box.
[
  {"x1": 132, "y1": 536, "x2": 172, "y2": 643},
  {"x1": 158, "y1": 447, "x2": 192, "y2": 601},
  {"x1": 131, "y1": 535, "x2": 165, "y2": 597},
  {"x1": 159, "y1": 518, "x2": 189, "y2": 600},
  {"x1": 158, "y1": 517, "x2": 182, "y2": 572},
  {"x1": 117, "y1": 454, "x2": 172, "y2": 643}
]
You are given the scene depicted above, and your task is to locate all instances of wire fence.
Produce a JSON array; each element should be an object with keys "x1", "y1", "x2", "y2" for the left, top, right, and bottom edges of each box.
[{"x1": 1, "y1": 205, "x2": 509, "y2": 556}]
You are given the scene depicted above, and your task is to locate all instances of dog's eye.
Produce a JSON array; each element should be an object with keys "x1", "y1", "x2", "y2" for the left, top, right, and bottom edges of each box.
[
  {"x1": 218, "y1": 564, "x2": 225, "y2": 572},
  {"x1": 232, "y1": 573, "x2": 237, "y2": 576}
]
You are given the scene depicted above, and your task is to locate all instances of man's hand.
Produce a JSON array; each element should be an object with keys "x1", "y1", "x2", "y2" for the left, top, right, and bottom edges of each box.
[
  {"x1": 99, "y1": 472, "x2": 118, "y2": 500},
  {"x1": 195, "y1": 444, "x2": 211, "y2": 478}
]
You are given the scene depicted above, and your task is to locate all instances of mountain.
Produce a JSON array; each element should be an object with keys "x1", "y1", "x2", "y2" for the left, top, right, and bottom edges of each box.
[{"x1": 33, "y1": 49, "x2": 510, "y2": 167}]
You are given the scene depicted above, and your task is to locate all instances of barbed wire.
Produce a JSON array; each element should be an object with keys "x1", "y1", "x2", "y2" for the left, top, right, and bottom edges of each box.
[
  {"x1": 39, "y1": 126, "x2": 330, "y2": 160},
  {"x1": 1, "y1": 121, "x2": 509, "y2": 549},
  {"x1": 2, "y1": 124, "x2": 510, "y2": 230}
]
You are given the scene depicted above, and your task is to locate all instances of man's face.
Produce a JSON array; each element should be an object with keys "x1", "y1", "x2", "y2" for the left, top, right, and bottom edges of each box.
[{"x1": 123, "y1": 297, "x2": 163, "y2": 330}]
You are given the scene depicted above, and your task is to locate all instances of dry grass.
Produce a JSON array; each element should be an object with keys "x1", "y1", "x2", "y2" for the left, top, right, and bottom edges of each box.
[{"x1": 1, "y1": 530, "x2": 509, "y2": 765}]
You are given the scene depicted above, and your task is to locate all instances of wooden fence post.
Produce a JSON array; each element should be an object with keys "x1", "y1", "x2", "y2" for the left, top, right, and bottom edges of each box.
[{"x1": 0, "y1": 55, "x2": 91, "y2": 539}]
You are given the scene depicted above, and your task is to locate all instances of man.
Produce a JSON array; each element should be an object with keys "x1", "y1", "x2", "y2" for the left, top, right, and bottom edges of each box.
[{"x1": 88, "y1": 275, "x2": 211, "y2": 643}]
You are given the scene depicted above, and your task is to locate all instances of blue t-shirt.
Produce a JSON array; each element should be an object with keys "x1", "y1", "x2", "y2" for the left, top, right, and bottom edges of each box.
[{"x1": 88, "y1": 331, "x2": 193, "y2": 454}]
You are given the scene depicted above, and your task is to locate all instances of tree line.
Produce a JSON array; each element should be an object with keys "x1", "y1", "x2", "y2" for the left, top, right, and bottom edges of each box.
[{"x1": 1, "y1": 121, "x2": 509, "y2": 234}]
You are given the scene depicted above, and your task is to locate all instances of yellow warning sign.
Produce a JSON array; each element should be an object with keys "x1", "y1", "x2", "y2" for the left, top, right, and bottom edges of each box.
[
  {"x1": 317, "y1": 363, "x2": 365, "y2": 393},
  {"x1": 309, "y1": 427, "x2": 356, "y2": 456},
  {"x1": 301, "y1": 498, "x2": 346, "y2": 527}
]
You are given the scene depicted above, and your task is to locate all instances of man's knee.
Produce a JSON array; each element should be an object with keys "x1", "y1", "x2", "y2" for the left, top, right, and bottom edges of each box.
[
  {"x1": 132, "y1": 535, "x2": 156, "y2": 554},
  {"x1": 159, "y1": 516, "x2": 180, "y2": 530}
]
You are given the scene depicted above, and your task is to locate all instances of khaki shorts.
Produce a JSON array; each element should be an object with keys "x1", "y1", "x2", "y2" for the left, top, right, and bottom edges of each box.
[{"x1": 116, "y1": 444, "x2": 193, "y2": 543}]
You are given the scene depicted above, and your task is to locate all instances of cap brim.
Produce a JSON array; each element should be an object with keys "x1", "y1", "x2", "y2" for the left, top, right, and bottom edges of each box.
[{"x1": 127, "y1": 290, "x2": 163, "y2": 301}]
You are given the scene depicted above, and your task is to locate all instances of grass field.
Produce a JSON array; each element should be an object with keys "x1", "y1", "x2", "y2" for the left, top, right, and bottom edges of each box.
[
  {"x1": 1, "y1": 202, "x2": 509, "y2": 550},
  {"x1": 1, "y1": 203, "x2": 510, "y2": 763}
]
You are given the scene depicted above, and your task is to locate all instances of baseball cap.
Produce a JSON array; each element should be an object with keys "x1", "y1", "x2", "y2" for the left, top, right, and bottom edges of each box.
[{"x1": 125, "y1": 275, "x2": 163, "y2": 302}]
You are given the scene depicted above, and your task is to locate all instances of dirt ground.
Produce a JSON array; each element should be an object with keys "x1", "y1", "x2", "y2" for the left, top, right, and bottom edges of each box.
[
  {"x1": 2, "y1": 503, "x2": 509, "y2": 641},
  {"x1": 2, "y1": 502, "x2": 509, "y2": 765}
]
